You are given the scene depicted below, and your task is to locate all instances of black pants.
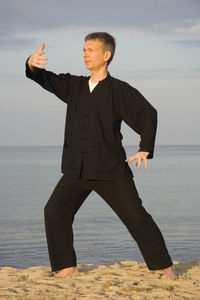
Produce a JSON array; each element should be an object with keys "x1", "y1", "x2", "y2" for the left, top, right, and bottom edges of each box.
[{"x1": 44, "y1": 162, "x2": 173, "y2": 272}]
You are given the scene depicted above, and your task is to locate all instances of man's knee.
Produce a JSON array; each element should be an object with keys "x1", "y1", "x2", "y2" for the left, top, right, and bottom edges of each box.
[
  {"x1": 44, "y1": 200, "x2": 52, "y2": 218},
  {"x1": 44, "y1": 198, "x2": 75, "y2": 221},
  {"x1": 44, "y1": 198, "x2": 60, "y2": 218},
  {"x1": 124, "y1": 203, "x2": 152, "y2": 226}
]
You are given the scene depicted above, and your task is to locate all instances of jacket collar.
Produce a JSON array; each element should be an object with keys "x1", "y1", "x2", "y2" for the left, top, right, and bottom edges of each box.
[{"x1": 87, "y1": 72, "x2": 111, "y2": 85}]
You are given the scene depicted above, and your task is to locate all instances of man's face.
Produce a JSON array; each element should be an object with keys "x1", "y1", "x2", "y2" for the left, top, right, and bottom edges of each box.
[{"x1": 83, "y1": 39, "x2": 109, "y2": 71}]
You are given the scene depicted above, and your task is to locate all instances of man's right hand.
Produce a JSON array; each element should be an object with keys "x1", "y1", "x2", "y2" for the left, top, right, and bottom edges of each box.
[{"x1": 28, "y1": 42, "x2": 48, "y2": 71}]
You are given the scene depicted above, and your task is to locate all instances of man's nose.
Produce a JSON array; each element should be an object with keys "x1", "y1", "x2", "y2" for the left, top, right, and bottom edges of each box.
[{"x1": 83, "y1": 51, "x2": 88, "y2": 58}]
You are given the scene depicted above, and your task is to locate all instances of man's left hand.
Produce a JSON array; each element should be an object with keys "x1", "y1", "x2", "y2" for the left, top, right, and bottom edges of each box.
[{"x1": 125, "y1": 151, "x2": 150, "y2": 168}]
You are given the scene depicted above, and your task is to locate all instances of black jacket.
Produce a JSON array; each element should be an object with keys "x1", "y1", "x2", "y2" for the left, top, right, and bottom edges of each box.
[{"x1": 25, "y1": 56, "x2": 157, "y2": 180}]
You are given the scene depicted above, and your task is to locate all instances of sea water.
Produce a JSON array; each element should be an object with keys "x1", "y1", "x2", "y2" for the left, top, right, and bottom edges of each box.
[{"x1": 0, "y1": 145, "x2": 199, "y2": 269}]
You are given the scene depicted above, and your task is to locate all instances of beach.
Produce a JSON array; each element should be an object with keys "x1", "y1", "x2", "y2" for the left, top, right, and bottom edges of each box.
[{"x1": 0, "y1": 260, "x2": 200, "y2": 299}]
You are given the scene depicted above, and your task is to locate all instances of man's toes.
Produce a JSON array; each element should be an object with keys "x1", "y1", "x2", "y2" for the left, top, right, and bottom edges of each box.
[
  {"x1": 161, "y1": 272, "x2": 178, "y2": 280},
  {"x1": 54, "y1": 268, "x2": 78, "y2": 278}
]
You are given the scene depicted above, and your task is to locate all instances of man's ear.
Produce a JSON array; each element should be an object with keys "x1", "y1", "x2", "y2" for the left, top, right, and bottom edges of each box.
[{"x1": 104, "y1": 50, "x2": 111, "y2": 62}]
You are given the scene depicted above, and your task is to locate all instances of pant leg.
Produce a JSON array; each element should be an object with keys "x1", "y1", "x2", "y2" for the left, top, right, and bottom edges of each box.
[
  {"x1": 90, "y1": 171, "x2": 173, "y2": 270},
  {"x1": 44, "y1": 174, "x2": 91, "y2": 272}
]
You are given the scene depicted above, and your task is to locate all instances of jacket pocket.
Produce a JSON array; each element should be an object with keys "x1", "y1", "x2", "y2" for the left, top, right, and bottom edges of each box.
[
  {"x1": 62, "y1": 147, "x2": 77, "y2": 169},
  {"x1": 95, "y1": 150, "x2": 122, "y2": 171}
]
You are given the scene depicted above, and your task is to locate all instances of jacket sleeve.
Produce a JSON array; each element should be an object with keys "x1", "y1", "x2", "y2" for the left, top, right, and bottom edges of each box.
[
  {"x1": 119, "y1": 82, "x2": 157, "y2": 159},
  {"x1": 25, "y1": 55, "x2": 74, "y2": 104}
]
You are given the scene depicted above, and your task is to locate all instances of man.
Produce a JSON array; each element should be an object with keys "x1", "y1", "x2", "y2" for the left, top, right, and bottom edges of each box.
[{"x1": 25, "y1": 32, "x2": 177, "y2": 280}]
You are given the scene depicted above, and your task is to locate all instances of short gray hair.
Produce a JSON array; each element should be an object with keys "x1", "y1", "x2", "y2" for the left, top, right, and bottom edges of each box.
[{"x1": 84, "y1": 32, "x2": 116, "y2": 65}]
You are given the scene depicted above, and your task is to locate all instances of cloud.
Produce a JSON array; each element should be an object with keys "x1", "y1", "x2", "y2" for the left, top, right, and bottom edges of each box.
[
  {"x1": 1, "y1": 0, "x2": 200, "y2": 51},
  {"x1": 0, "y1": 34, "x2": 40, "y2": 51},
  {"x1": 43, "y1": 25, "x2": 151, "y2": 36},
  {"x1": 0, "y1": 25, "x2": 151, "y2": 52},
  {"x1": 112, "y1": 67, "x2": 200, "y2": 81},
  {"x1": 173, "y1": 24, "x2": 200, "y2": 35},
  {"x1": 174, "y1": 38, "x2": 200, "y2": 47}
]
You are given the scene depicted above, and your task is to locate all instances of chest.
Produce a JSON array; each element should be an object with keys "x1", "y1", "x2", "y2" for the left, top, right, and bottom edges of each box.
[{"x1": 74, "y1": 81, "x2": 119, "y2": 121}]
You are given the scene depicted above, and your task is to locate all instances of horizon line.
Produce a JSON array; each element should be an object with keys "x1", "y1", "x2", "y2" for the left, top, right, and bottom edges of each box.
[{"x1": 0, "y1": 144, "x2": 199, "y2": 147}]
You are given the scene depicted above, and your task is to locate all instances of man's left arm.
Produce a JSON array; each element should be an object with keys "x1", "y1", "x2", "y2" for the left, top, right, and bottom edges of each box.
[{"x1": 119, "y1": 83, "x2": 158, "y2": 168}]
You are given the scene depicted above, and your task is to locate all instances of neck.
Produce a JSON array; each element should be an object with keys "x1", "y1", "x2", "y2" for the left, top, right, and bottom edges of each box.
[{"x1": 90, "y1": 67, "x2": 108, "y2": 83}]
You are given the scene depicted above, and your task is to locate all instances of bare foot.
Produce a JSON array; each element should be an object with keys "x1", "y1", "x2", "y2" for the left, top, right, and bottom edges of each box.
[
  {"x1": 54, "y1": 266, "x2": 78, "y2": 278},
  {"x1": 161, "y1": 265, "x2": 178, "y2": 280}
]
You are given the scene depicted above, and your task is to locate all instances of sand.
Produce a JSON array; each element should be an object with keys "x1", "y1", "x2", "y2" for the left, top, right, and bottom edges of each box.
[{"x1": 0, "y1": 260, "x2": 200, "y2": 299}]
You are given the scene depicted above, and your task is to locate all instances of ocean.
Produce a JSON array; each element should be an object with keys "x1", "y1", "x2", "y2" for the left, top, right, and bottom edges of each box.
[{"x1": 0, "y1": 145, "x2": 199, "y2": 269}]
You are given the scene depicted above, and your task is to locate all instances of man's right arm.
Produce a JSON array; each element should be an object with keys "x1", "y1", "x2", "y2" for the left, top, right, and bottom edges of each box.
[{"x1": 25, "y1": 42, "x2": 73, "y2": 104}]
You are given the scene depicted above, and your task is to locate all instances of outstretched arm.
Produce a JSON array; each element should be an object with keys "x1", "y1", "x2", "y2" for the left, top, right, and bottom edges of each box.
[{"x1": 25, "y1": 43, "x2": 74, "y2": 104}]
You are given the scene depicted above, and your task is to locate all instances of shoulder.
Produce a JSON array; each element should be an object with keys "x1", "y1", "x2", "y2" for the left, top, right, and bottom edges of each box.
[
  {"x1": 57, "y1": 73, "x2": 89, "y2": 90},
  {"x1": 109, "y1": 75, "x2": 138, "y2": 93},
  {"x1": 110, "y1": 75, "x2": 127, "y2": 86},
  {"x1": 58, "y1": 73, "x2": 88, "y2": 82}
]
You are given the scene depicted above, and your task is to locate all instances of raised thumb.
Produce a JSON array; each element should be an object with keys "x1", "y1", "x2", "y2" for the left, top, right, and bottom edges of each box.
[{"x1": 39, "y1": 42, "x2": 45, "y2": 51}]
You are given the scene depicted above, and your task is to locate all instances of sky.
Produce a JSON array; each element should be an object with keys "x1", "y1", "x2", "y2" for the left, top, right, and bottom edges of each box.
[{"x1": 0, "y1": 0, "x2": 200, "y2": 146}]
